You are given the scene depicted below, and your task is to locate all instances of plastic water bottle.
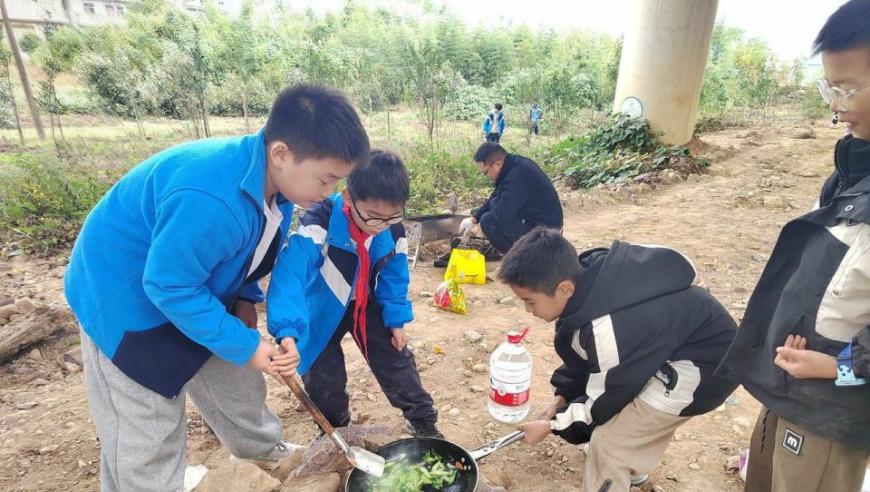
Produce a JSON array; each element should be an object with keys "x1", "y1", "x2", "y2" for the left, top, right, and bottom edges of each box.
[{"x1": 488, "y1": 327, "x2": 532, "y2": 423}]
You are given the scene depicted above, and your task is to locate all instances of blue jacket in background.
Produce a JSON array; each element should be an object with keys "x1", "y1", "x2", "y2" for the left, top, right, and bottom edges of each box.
[
  {"x1": 64, "y1": 129, "x2": 295, "y2": 398},
  {"x1": 267, "y1": 194, "x2": 413, "y2": 375},
  {"x1": 483, "y1": 111, "x2": 506, "y2": 136}
]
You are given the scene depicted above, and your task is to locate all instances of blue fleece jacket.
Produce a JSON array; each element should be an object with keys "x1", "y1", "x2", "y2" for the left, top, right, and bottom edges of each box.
[
  {"x1": 266, "y1": 195, "x2": 413, "y2": 375},
  {"x1": 64, "y1": 129, "x2": 295, "y2": 398}
]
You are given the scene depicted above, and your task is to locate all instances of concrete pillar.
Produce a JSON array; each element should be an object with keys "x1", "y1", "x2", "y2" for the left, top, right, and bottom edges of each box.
[{"x1": 612, "y1": 0, "x2": 719, "y2": 145}]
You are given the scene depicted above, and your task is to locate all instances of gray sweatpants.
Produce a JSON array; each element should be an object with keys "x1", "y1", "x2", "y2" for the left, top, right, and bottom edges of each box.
[{"x1": 81, "y1": 330, "x2": 284, "y2": 492}]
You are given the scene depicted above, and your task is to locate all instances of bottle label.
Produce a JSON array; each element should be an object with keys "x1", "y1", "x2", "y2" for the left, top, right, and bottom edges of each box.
[{"x1": 489, "y1": 376, "x2": 530, "y2": 406}]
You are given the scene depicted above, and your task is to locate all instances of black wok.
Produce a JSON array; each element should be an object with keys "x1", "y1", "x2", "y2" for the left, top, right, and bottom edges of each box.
[{"x1": 345, "y1": 431, "x2": 525, "y2": 492}]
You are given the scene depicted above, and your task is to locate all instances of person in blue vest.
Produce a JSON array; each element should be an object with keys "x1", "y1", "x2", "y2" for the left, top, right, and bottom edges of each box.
[
  {"x1": 483, "y1": 102, "x2": 507, "y2": 142},
  {"x1": 267, "y1": 151, "x2": 442, "y2": 438},
  {"x1": 64, "y1": 84, "x2": 370, "y2": 492},
  {"x1": 529, "y1": 103, "x2": 543, "y2": 136}
]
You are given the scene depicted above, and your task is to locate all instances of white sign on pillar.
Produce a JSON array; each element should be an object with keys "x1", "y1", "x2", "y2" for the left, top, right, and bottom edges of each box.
[{"x1": 620, "y1": 97, "x2": 644, "y2": 119}]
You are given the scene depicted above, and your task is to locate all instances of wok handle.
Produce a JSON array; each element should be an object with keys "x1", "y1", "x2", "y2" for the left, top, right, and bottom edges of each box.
[
  {"x1": 280, "y1": 373, "x2": 336, "y2": 437},
  {"x1": 468, "y1": 430, "x2": 526, "y2": 461}
]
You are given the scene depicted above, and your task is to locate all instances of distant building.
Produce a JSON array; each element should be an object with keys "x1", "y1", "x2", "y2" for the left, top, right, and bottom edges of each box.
[{"x1": 0, "y1": 0, "x2": 241, "y2": 40}]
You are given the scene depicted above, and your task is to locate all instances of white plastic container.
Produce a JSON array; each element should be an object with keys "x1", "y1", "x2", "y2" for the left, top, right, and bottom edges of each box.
[{"x1": 488, "y1": 328, "x2": 532, "y2": 423}]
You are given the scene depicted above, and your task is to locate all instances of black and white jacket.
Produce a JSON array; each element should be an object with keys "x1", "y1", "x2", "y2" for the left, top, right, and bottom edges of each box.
[
  {"x1": 549, "y1": 242, "x2": 738, "y2": 444},
  {"x1": 718, "y1": 135, "x2": 870, "y2": 451}
]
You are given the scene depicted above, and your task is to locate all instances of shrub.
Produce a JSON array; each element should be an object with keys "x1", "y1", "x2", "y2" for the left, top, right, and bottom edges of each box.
[
  {"x1": 0, "y1": 154, "x2": 122, "y2": 255},
  {"x1": 540, "y1": 113, "x2": 707, "y2": 189}
]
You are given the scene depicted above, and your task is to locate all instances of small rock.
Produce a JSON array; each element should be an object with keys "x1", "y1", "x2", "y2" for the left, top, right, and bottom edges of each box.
[
  {"x1": 426, "y1": 356, "x2": 438, "y2": 366},
  {"x1": 33, "y1": 378, "x2": 49, "y2": 386},
  {"x1": 688, "y1": 463, "x2": 701, "y2": 470},
  {"x1": 0, "y1": 393, "x2": 13, "y2": 404},
  {"x1": 350, "y1": 413, "x2": 370, "y2": 425},
  {"x1": 636, "y1": 183, "x2": 652, "y2": 194},
  {"x1": 63, "y1": 362, "x2": 81, "y2": 374},
  {"x1": 472, "y1": 363, "x2": 487, "y2": 374},
  {"x1": 281, "y1": 472, "x2": 340, "y2": 492},
  {"x1": 751, "y1": 253, "x2": 767, "y2": 263},
  {"x1": 13, "y1": 298, "x2": 35, "y2": 315},
  {"x1": 763, "y1": 196, "x2": 786, "y2": 209},
  {"x1": 726, "y1": 454, "x2": 741, "y2": 471},
  {"x1": 77, "y1": 460, "x2": 88, "y2": 469},
  {"x1": 630, "y1": 487, "x2": 643, "y2": 492},
  {"x1": 470, "y1": 385, "x2": 486, "y2": 393},
  {"x1": 38, "y1": 445, "x2": 59, "y2": 455},
  {"x1": 194, "y1": 462, "x2": 280, "y2": 492},
  {"x1": 365, "y1": 393, "x2": 376, "y2": 402},
  {"x1": 652, "y1": 486, "x2": 665, "y2": 492},
  {"x1": 666, "y1": 472, "x2": 679, "y2": 482},
  {"x1": 273, "y1": 449, "x2": 305, "y2": 483},
  {"x1": 28, "y1": 349, "x2": 42, "y2": 360},
  {"x1": 791, "y1": 128, "x2": 815, "y2": 139},
  {"x1": 448, "y1": 408, "x2": 461, "y2": 417},
  {"x1": 418, "y1": 291, "x2": 433, "y2": 298},
  {"x1": 798, "y1": 170, "x2": 819, "y2": 178},
  {"x1": 14, "y1": 402, "x2": 38, "y2": 410},
  {"x1": 464, "y1": 330, "x2": 483, "y2": 343},
  {"x1": 58, "y1": 346, "x2": 83, "y2": 367},
  {"x1": 497, "y1": 296, "x2": 515, "y2": 306},
  {"x1": 417, "y1": 365, "x2": 428, "y2": 373},
  {"x1": 0, "y1": 304, "x2": 17, "y2": 321}
]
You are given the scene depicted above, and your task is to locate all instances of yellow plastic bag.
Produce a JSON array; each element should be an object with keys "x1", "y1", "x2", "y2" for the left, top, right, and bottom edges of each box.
[
  {"x1": 434, "y1": 277, "x2": 468, "y2": 315},
  {"x1": 443, "y1": 248, "x2": 486, "y2": 285}
]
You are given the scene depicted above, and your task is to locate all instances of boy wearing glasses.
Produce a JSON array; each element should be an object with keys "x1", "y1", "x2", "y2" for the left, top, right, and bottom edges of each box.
[
  {"x1": 717, "y1": 2, "x2": 870, "y2": 490},
  {"x1": 267, "y1": 150, "x2": 442, "y2": 438}
]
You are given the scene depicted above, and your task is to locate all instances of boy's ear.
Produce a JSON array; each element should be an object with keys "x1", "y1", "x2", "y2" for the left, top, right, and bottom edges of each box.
[
  {"x1": 556, "y1": 279, "x2": 575, "y2": 299},
  {"x1": 267, "y1": 141, "x2": 294, "y2": 168},
  {"x1": 341, "y1": 188, "x2": 351, "y2": 203}
]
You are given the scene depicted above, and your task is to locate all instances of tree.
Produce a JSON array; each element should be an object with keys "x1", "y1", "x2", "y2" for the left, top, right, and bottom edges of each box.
[
  {"x1": 401, "y1": 34, "x2": 462, "y2": 143},
  {"x1": 32, "y1": 26, "x2": 84, "y2": 143},
  {"x1": 0, "y1": 37, "x2": 23, "y2": 143}
]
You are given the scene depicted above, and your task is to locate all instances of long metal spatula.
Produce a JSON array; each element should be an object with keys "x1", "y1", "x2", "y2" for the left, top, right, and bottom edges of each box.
[{"x1": 280, "y1": 373, "x2": 385, "y2": 477}]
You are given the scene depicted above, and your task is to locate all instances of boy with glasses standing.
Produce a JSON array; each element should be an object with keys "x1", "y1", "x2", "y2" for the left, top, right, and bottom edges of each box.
[
  {"x1": 717, "y1": 2, "x2": 870, "y2": 490},
  {"x1": 267, "y1": 150, "x2": 442, "y2": 438}
]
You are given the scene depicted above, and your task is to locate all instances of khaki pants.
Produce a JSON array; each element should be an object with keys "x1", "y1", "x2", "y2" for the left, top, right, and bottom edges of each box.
[
  {"x1": 584, "y1": 398, "x2": 690, "y2": 492},
  {"x1": 745, "y1": 408, "x2": 869, "y2": 492}
]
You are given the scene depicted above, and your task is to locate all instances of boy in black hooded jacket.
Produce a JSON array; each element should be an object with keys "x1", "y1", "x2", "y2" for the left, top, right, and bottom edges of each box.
[{"x1": 500, "y1": 228, "x2": 737, "y2": 492}]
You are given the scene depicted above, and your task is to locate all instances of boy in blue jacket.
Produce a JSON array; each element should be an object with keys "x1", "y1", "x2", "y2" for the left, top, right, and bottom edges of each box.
[
  {"x1": 64, "y1": 84, "x2": 370, "y2": 492},
  {"x1": 268, "y1": 151, "x2": 442, "y2": 438}
]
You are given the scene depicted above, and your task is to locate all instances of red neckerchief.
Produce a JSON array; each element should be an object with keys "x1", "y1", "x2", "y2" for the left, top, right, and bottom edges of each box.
[{"x1": 344, "y1": 204, "x2": 372, "y2": 361}]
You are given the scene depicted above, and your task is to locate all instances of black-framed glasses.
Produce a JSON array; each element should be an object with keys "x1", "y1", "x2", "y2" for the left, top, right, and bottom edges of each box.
[{"x1": 349, "y1": 195, "x2": 405, "y2": 227}]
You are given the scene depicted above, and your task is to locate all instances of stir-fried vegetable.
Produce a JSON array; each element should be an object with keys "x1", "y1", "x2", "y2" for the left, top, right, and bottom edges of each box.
[{"x1": 365, "y1": 451, "x2": 459, "y2": 492}]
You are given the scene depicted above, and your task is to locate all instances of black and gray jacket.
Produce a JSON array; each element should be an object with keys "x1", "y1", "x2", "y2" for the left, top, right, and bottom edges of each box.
[
  {"x1": 549, "y1": 242, "x2": 738, "y2": 444},
  {"x1": 717, "y1": 135, "x2": 870, "y2": 451}
]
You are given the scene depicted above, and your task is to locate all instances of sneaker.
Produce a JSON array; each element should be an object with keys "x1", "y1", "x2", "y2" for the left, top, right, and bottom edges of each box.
[
  {"x1": 433, "y1": 252, "x2": 451, "y2": 268},
  {"x1": 229, "y1": 440, "x2": 303, "y2": 470},
  {"x1": 405, "y1": 420, "x2": 445, "y2": 439},
  {"x1": 315, "y1": 415, "x2": 352, "y2": 438},
  {"x1": 630, "y1": 473, "x2": 649, "y2": 486}
]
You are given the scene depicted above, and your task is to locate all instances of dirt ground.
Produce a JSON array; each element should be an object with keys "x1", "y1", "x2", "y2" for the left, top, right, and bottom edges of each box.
[{"x1": 0, "y1": 122, "x2": 847, "y2": 491}]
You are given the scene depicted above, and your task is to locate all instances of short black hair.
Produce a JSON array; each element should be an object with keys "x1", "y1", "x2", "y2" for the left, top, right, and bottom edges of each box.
[
  {"x1": 346, "y1": 150, "x2": 410, "y2": 206},
  {"x1": 474, "y1": 142, "x2": 507, "y2": 164},
  {"x1": 498, "y1": 228, "x2": 580, "y2": 295},
  {"x1": 265, "y1": 84, "x2": 370, "y2": 165},
  {"x1": 813, "y1": 0, "x2": 870, "y2": 55},
  {"x1": 494, "y1": 103, "x2": 503, "y2": 110}
]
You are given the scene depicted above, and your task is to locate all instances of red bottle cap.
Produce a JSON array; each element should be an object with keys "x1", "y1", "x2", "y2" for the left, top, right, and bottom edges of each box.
[{"x1": 507, "y1": 327, "x2": 530, "y2": 344}]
